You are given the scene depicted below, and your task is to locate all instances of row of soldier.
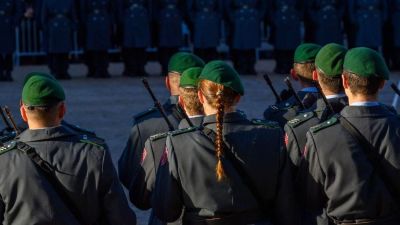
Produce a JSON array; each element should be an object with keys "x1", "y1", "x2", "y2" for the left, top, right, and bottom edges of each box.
[
  {"x1": 1, "y1": 42, "x2": 400, "y2": 225},
  {"x1": 1, "y1": 0, "x2": 400, "y2": 81}
]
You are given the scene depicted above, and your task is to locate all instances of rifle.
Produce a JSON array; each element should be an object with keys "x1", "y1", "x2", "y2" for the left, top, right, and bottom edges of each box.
[
  {"x1": 3, "y1": 106, "x2": 20, "y2": 135},
  {"x1": 314, "y1": 82, "x2": 335, "y2": 115},
  {"x1": 391, "y1": 83, "x2": 400, "y2": 97},
  {"x1": 284, "y1": 77, "x2": 305, "y2": 110},
  {"x1": 176, "y1": 105, "x2": 194, "y2": 127},
  {"x1": 262, "y1": 74, "x2": 282, "y2": 103},
  {"x1": 0, "y1": 106, "x2": 12, "y2": 131},
  {"x1": 142, "y1": 78, "x2": 175, "y2": 131}
]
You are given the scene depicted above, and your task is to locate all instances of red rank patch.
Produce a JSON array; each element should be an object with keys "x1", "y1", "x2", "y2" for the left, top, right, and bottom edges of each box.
[
  {"x1": 284, "y1": 133, "x2": 289, "y2": 147},
  {"x1": 160, "y1": 147, "x2": 169, "y2": 166},
  {"x1": 141, "y1": 148, "x2": 148, "y2": 165},
  {"x1": 303, "y1": 146, "x2": 308, "y2": 157}
]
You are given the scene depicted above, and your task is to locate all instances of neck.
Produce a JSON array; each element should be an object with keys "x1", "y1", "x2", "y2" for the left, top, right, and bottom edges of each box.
[
  {"x1": 28, "y1": 121, "x2": 60, "y2": 129},
  {"x1": 346, "y1": 93, "x2": 378, "y2": 105}
]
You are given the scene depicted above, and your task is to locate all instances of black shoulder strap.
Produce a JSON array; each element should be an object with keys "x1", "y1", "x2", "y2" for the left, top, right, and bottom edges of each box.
[
  {"x1": 339, "y1": 117, "x2": 400, "y2": 206},
  {"x1": 201, "y1": 127, "x2": 269, "y2": 213},
  {"x1": 16, "y1": 142, "x2": 87, "y2": 225}
]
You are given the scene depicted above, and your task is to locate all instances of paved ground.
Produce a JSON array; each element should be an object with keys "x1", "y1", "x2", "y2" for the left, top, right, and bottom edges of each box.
[{"x1": 1, "y1": 61, "x2": 399, "y2": 224}]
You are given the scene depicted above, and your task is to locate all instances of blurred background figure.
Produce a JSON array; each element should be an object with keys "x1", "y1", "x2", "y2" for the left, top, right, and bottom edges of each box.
[
  {"x1": 80, "y1": 0, "x2": 116, "y2": 78},
  {"x1": 118, "y1": 0, "x2": 151, "y2": 77},
  {"x1": 187, "y1": 0, "x2": 222, "y2": 63},
  {"x1": 153, "y1": 0, "x2": 185, "y2": 75},
  {"x1": 0, "y1": 0, "x2": 22, "y2": 81},
  {"x1": 269, "y1": 0, "x2": 303, "y2": 75},
  {"x1": 225, "y1": 0, "x2": 266, "y2": 75},
  {"x1": 383, "y1": 0, "x2": 400, "y2": 70}
]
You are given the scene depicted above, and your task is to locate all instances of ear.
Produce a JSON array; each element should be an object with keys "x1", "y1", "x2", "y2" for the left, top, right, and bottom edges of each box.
[
  {"x1": 312, "y1": 70, "x2": 318, "y2": 81},
  {"x1": 290, "y1": 68, "x2": 299, "y2": 81},
  {"x1": 234, "y1": 95, "x2": 241, "y2": 104},
  {"x1": 20, "y1": 104, "x2": 28, "y2": 123},
  {"x1": 378, "y1": 80, "x2": 386, "y2": 90},
  {"x1": 342, "y1": 74, "x2": 349, "y2": 89},
  {"x1": 165, "y1": 76, "x2": 171, "y2": 92},
  {"x1": 58, "y1": 102, "x2": 66, "y2": 120},
  {"x1": 198, "y1": 90, "x2": 205, "y2": 105},
  {"x1": 178, "y1": 95, "x2": 185, "y2": 109}
]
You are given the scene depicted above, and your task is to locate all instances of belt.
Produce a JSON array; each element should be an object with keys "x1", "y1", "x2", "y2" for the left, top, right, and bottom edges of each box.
[{"x1": 183, "y1": 211, "x2": 265, "y2": 225}]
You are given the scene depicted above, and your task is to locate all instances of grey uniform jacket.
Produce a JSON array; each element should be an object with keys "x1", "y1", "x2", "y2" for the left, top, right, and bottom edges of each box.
[
  {"x1": 152, "y1": 112, "x2": 299, "y2": 225},
  {"x1": 299, "y1": 105, "x2": 400, "y2": 225},
  {"x1": 118, "y1": 95, "x2": 185, "y2": 189},
  {"x1": 0, "y1": 125, "x2": 136, "y2": 225},
  {"x1": 284, "y1": 96, "x2": 348, "y2": 169}
]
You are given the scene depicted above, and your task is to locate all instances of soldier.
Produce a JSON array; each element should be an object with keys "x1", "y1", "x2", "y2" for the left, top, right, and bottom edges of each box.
[
  {"x1": 118, "y1": 52, "x2": 205, "y2": 189},
  {"x1": 152, "y1": 60, "x2": 298, "y2": 225},
  {"x1": 225, "y1": 0, "x2": 267, "y2": 75},
  {"x1": 298, "y1": 47, "x2": 400, "y2": 224},
  {"x1": 348, "y1": 0, "x2": 387, "y2": 50},
  {"x1": 187, "y1": 0, "x2": 223, "y2": 63},
  {"x1": 269, "y1": 0, "x2": 303, "y2": 74},
  {"x1": 152, "y1": 0, "x2": 186, "y2": 75},
  {"x1": 263, "y1": 43, "x2": 321, "y2": 128},
  {"x1": 383, "y1": 0, "x2": 400, "y2": 70},
  {"x1": 130, "y1": 67, "x2": 204, "y2": 225},
  {"x1": 0, "y1": 0, "x2": 22, "y2": 82},
  {"x1": 117, "y1": 0, "x2": 151, "y2": 77},
  {"x1": 305, "y1": 0, "x2": 344, "y2": 45},
  {"x1": 40, "y1": 0, "x2": 77, "y2": 80},
  {"x1": 284, "y1": 43, "x2": 347, "y2": 172},
  {"x1": 0, "y1": 74, "x2": 136, "y2": 224},
  {"x1": 80, "y1": 0, "x2": 116, "y2": 78}
]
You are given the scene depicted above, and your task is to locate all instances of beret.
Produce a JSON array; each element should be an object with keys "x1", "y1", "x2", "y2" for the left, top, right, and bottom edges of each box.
[
  {"x1": 294, "y1": 43, "x2": 322, "y2": 63},
  {"x1": 180, "y1": 67, "x2": 203, "y2": 88},
  {"x1": 22, "y1": 76, "x2": 65, "y2": 106},
  {"x1": 168, "y1": 52, "x2": 205, "y2": 74},
  {"x1": 315, "y1": 43, "x2": 347, "y2": 77}
]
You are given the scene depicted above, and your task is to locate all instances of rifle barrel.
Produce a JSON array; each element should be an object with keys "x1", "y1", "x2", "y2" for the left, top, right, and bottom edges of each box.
[
  {"x1": 3, "y1": 106, "x2": 20, "y2": 135},
  {"x1": 263, "y1": 74, "x2": 282, "y2": 103},
  {"x1": 284, "y1": 77, "x2": 305, "y2": 109}
]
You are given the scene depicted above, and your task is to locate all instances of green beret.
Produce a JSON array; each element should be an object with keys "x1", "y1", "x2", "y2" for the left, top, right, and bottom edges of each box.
[
  {"x1": 23, "y1": 72, "x2": 56, "y2": 85},
  {"x1": 180, "y1": 67, "x2": 203, "y2": 88},
  {"x1": 343, "y1": 47, "x2": 390, "y2": 80},
  {"x1": 168, "y1": 52, "x2": 205, "y2": 74},
  {"x1": 199, "y1": 60, "x2": 244, "y2": 95},
  {"x1": 22, "y1": 76, "x2": 65, "y2": 106},
  {"x1": 294, "y1": 43, "x2": 322, "y2": 63},
  {"x1": 315, "y1": 43, "x2": 347, "y2": 77}
]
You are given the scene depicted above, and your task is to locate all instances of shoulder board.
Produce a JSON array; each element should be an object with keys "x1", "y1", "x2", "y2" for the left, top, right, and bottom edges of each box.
[
  {"x1": 251, "y1": 119, "x2": 280, "y2": 129},
  {"x1": 310, "y1": 115, "x2": 339, "y2": 134},
  {"x1": 149, "y1": 131, "x2": 170, "y2": 141},
  {"x1": 0, "y1": 141, "x2": 17, "y2": 156},
  {"x1": 287, "y1": 111, "x2": 315, "y2": 128},
  {"x1": 170, "y1": 126, "x2": 199, "y2": 137},
  {"x1": 133, "y1": 107, "x2": 157, "y2": 120},
  {"x1": 80, "y1": 135, "x2": 106, "y2": 149}
]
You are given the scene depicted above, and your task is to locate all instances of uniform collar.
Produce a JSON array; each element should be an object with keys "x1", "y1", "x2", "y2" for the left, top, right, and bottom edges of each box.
[
  {"x1": 326, "y1": 93, "x2": 346, "y2": 100},
  {"x1": 315, "y1": 95, "x2": 348, "y2": 110},
  {"x1": 301, "y1": 87, "x2": 318, "y2": 93},
  {"x1": 350, "y1": 101, "x2": 380, "y2": 107},
  {"x1": 341, "y1": 104, "x2": 396, "y2": 118},
  {"x1": 178, "y1": 116, "x2": 204, "y2": 129},
  {"x1": 16, "y1": 125, "x2": 77, "y2": 142},
  {"x1": 202, "y1": 111, "x2": 247, "y2": 126}
]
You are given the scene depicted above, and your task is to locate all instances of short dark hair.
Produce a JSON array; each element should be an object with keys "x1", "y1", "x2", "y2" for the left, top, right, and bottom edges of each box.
[
  {"x1": 294, "y1": 63, "x2": 316, "y2": 85},
  {"x1": 179, "y1": 87, "x2": 203, "y2": 115},
  {"x1": 343, "y1": 71, "x2": 384, "y2": 96},
  {"x1": 317, "y1": 69, "x2": 344, "y2": 93}
]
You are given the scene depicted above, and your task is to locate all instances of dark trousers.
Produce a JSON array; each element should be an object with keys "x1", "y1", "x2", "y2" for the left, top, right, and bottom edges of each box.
[
  {"x1": 194, "y1": 48, "x2": 218, "y2": 63},
  {"x1": 159, "y1": 47, "x2": 179, "y2": 76},
  {"x1": 0, "y1": 54, "x2": 13, "y2": 81},
  {"x1": 274, "y1": 49, "x2": 294, "y2": 75},
  {"x1": 85, "y1": 50, "x2": 110, "y2": 78},
  {"x1": 122, "y1": 47, "x2": 147, "y2": 77},
  {"x1": 232, "y1": 49, "x2": 255, "y2": 75},
  {"x1": 48, "y1": 53, "x2": 70, "y2": 79}
]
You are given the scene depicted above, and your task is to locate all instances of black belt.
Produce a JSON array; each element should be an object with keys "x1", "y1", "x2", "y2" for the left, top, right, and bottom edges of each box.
[{"x1": 183, "y1": 211, "x2": 265, "y2": 225}]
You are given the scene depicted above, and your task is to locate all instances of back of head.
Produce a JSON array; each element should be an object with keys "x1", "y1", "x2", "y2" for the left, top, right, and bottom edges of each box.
[
  {"x1": 342, "y1": 47, "x2": 389, "y2": 96},
  {"x1": 293, "y1": 43, "x2": 322, "y2": 83},
  {"x1": 179, "y1": 67, "x2": 204, "y2": 116},
  {"x1": 315, "y1": 43, "x2": 347, "y2": 93},
  {"x1": 198, "y1": 60, "x2": 244, "y2": 182}
]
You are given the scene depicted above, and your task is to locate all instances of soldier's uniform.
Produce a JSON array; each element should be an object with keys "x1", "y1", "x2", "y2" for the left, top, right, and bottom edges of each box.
[
  {"x1": 298, "y1": 48, "x2": 400, "y2": 225},
  {"x1": 152, "y1": 0, "x2": 185, "y2": 75},
  {"x1": 383, "y1": 0, "x2": 400, "y2": 70},
  {"x1": 347, "y1": 0, "x2": 387, "y2": 50},
  {"x1": 0, "y1": 0, "x2": 22, "y2": 82},
  {"x1": 187, "y1": 0, "x2": 222, "y2": 63},
  {"x1": 305, "y1": 0, "x2": 344, "y2": 45},
  {"x1": 118, "y1": 52, "x2": 205, "y2": 189},
  {"x1": 80, "y1": 0, "x2": 116, "y2": 78},
  {"x1": 118, "y1": 0, "x2": 151, "y2": 77},
  {"x1": 269, "y1": 0, "x2": 303, "y2": 74},
  {"x1": 40, "y1": 0, "x2": 77, "y2": 80},
  {"x1": 225, "y1": 0, "x2": 267, "y2": 75}
]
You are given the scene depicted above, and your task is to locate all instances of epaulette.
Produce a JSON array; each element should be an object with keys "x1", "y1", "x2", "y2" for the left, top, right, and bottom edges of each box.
[
  {"x1": 133, "y1": 107, "x2": 157, "y2": 121},
  {"x1": 0, "y1": 141, "x2": 17, "y2": 156},
  {"x1": 149, "y1": 131, "x2": 170, "y2": 141},
  {"x1": 80, "y1": 135, "x2": 106, "y2": 149},
  {"x1": 287, "y1": 111, "x2": 315, "y2": 128},
  {"x1": 251, "y1": 119, "x2": 280, "y2": 129},
  {"x1": 310, "y1": 115, "x2": 339, "y2": 134},
  {"x1": 170, "y1": 126, "x2": 199, "y2": 137}
]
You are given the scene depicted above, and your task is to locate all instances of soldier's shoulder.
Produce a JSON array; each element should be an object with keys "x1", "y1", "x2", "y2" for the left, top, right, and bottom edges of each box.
[
  {"x1": 310, "y1": 115, "x2": 340, "y2": 135},
  {"x1": 0, "y1": 141, "x2": 17, "y2": 156},
  {"x1": 79, "y1": 134, "x2": 107, "y2": 150},
  {"x1": 287, "y1": 111, "x2": 316, "y2": 128},
  {"x1": 63, "y1": 121, "x2": 96, "y2": 137},
  {"x1": 149, "y1": 131, "x2": 170, "y2": 142},
  {"x1": 133, "y1": 107, "x2": 158, "y2": 122},
  {"x1": 251, "y1": 119, "x2": 280, "y2": 129},
  {"x1": 169, "y1": 126, "x2": 200, "y2": 137}
]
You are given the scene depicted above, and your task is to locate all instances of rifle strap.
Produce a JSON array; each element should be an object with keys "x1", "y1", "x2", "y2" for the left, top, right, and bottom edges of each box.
[
  {"x1": 339, "y1": 117, "x2": 400, "y2": 206},
  {"x1": 16, "y1": 142, "x2": 87, "y2": 225}
]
